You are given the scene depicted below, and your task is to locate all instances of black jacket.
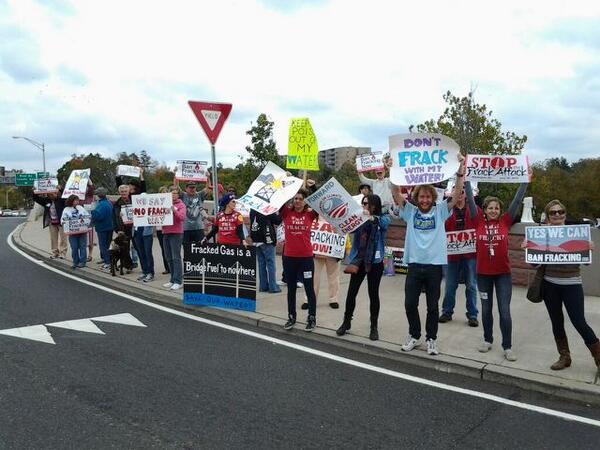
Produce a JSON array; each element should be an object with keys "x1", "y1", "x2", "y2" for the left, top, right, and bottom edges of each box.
[
  {"x1": 249, "y1": 210, "x2": 281, "y2": 245},
  {"x1": 33, "y1": 192, "x2": 65, "y2": 228}
]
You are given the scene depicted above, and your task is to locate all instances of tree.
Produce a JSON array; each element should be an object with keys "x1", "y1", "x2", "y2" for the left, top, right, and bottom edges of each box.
[
  {"x1": 139, "y1": 150, "x2": 157, "y2": 170},
  {"x1": 245, "y1": 113, "x2": 280, "y2": 167},
  {"x1": 57, "y1": 153, "x2": 118, "y2": 192}
]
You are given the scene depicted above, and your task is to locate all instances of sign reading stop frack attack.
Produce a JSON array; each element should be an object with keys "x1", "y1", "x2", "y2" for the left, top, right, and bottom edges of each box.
[
  {"x1": 465, "y1": 154, "x2": 531, "y2": 183},
  {"x1": 446, "y1": 229, "x2": 476, "y2": 256},
  {"x1": 188, "y1": 101, "x2": 232, "y2": 145},
  {"x1": 131, "y1": 193, "x2": 173, "y2": 227},
  {"x1": 525, "y1": 224, "x2": 592, "y2": 265}
]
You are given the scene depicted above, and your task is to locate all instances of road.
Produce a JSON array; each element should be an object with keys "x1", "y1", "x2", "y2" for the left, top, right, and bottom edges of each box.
[{"x1": 1, "y1": 218, "x2": 600, "y2": 449}]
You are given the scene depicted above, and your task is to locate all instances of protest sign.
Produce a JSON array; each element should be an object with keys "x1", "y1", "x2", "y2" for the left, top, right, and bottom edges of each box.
[
  {"x1": 62, "y1": 169, "x2": 91, "y2": 199},
  {"x1": 389, "y1": 133, "x2": 460, "y2": 186},
  {"x1": 525, "y1": 225, "x2": 592, "y2": 264},
  {"x1": 62, "y1": 212, "x2": 91, "y2": 235},
  {"x1": 131, "y1": 193, "x2": 173, "y2": 227},
  {"x1": 120, "y1": 205, "x2": 133, "y2": 225},
  {"x1": 286, "y1": 118, "x2": 319, "y2": 170},
  {"x1": 356, "y1": 151, "x2": 384, "y2": 173},
  {"x1": 33, "y1": 177, "x2": 59, "y2": 195},
  {"x1": 175, "y1": 160, "x2": 208, "y2": 182},
  {"x1": 310, "y1": 220, "x2": 347, "y2": 259},
  {"x1": 116, "y1": 165, "x2": 141, "y2": 178},
  {"x1": 465, "y1": 154, "x2": 531, "y2": 183},
  {"x1": 446, "y1": 229, "x2": 476, "y2": 256},
  {"x1": 306, "y1": 177, "x2": 368, "y2": 235},
  {"x1": 235, "y1": 201, "x2": 250, "y2": 218},
  {"x1": 237, "y1": 161, "x2": 303, "y2": 215},
  {"x1": 183, "y1": 242, "x2": 256, "y2": 312}
]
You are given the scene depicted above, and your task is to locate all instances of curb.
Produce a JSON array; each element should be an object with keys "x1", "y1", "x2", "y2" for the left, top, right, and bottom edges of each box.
[{"x1": 11, "y1": 222, "x2": 600, "y2": 407}]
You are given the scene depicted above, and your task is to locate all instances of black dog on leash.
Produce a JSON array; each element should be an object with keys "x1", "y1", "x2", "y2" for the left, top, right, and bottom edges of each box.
[{"x1": 109, "y1": 231, "x2": 134, "y2": 276}]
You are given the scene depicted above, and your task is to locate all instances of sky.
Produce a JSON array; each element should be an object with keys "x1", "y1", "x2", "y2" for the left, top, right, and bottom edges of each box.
[{"x1": 1, "y1": 0, "x2": 599, "y2": 175}]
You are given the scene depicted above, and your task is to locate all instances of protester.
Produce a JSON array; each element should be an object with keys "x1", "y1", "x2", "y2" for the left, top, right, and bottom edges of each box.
[
  {"x1": 392, "y1": 153, "x2": 466, "y2": 356},
  {"x1": 279, "y1": 189, "x2": 319, "y2": 331},
  {"x1": 162, "y1": 186, "x2": 186, "y2": 290},
  {"x1": 133, "y1": 195, "x2": 155, "y2": 282},
  {"x1": 116, "y1": 167, "x2": 146, "y2": 267},
  {"x1": 358, "y1": 166, "x2": 394, "y2": 212},
  {"x1": 336, "y1": 194, "x2": 390, "y2": 341},
  {"x1": 33, "y1": 187, "x2": 67, "y2": 259},
  {"x1": 61, "y1": 194, "x2": 91, "y2": 269},
  {"x1": 467, "y1": 181, "x2": 528, "y2": 361},
  {"x1": 203, "y1": 194, "x2": 248, "y2": 245},
  {"x1": 177, "y1": 180, "x2": 209, "y2": 243},
  {"x1": 112, "y1": 184, "x2": 137, "y2": 271},
  {"x1": 249, "y1": 208, "x2": 282, "y2": 294},
  {"x1": 155, "y1": 186, "x2": 171, "y2": 275},
  {"x1": 83, "y1": 181, "x2": 95, "y2": 262},
  {"x1": 90, "y1": 187, "x2": 113, "y2": 270}
]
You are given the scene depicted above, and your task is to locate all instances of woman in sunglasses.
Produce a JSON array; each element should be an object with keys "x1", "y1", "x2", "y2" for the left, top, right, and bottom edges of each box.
[{"x1": 336, "y1": 194, "x2": 390, "y2": 341}]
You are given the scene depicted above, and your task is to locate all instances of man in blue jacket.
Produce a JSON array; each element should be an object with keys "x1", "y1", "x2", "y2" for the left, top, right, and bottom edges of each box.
[{"x1": 91, "y1": 187, "x2": 114, "y2": 270}]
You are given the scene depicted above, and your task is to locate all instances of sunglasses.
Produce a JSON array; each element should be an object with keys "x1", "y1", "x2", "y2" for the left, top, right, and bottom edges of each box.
[{"x1": 548, "y1": 209, "x2": 565, "y2": 216}]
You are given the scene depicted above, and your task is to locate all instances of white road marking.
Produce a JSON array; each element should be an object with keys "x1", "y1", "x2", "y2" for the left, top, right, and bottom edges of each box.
[
  {"x1": 7, "y1": 226, "x2": 600, "y2": 428},
  {"x1": 91, "y1": 313, "x2": 147, "y2": 327},
  {"x1": 46, "y1": 319, "x2": 105, "y2": 334},
  {"x1": 0, "y1": 324, "x2": 55, "y2": 344}
]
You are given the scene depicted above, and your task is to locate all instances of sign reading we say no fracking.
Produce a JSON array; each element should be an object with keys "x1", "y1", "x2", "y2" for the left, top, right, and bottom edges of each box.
[{"x1": 188, "y1": 101, "x2": 232, "y2": 145}]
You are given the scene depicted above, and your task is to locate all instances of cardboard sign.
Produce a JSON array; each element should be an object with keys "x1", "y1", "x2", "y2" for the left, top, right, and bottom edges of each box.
[
  {"x1": 235, "y1": 201, "x2": 250, "y2": 218},
  {"x1": 183, "y1": 242, "x2": 256, "y2": 312},
  {"x1": 446, "y1": 229, "x2": 476, "y2": 255},
  {"x1": 356, "y1": 151, "x2": 385, "y2": 173},
  {"x1": 176, "y1": 160, "x2": 208, "y2": 182},
  {"x1": 525, "y1": 225, "x2": 592, "y2": 264},
  {"x1": 120, "y1": 205, "x2": 134, "y2": 225},
  {"x1": 62, "y1": 208, "x2": 91, "y2": 235},
  {"x1": 465, "y1": 154, "x2": 531, "y2": 183},
  {"x1": 62, "y1": 169, "x2": 91, "y2": 200},
  {"x1": 286, "y1": 118, "x2": 319, "y2": 170},
  {"x1": 33, "y1": 177, "x2": 59, "y2": 194},
  {"x1": 389, "y1": 133, "x2": 460, "y2": 186},
  {"x1": 131, "y1": 193, "x2": 173, "y2": 227},
  {"x1": 237, "y1": 161, "x2": 303, "y2": 215},
  {"x1": 311, "y1": 220, "x2": 347, "y2": 258},
  {"x1": 306, "y1": 178, "x2": 368, "y2": 235},
  {"x1": 116, "y1": 165, "x2": 141, "y2": 178}
]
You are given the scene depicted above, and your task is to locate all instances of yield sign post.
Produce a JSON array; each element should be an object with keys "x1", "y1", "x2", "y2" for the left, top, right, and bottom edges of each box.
[{"x1": 188, "y1": 101, "x2": 232, "y2": 212}]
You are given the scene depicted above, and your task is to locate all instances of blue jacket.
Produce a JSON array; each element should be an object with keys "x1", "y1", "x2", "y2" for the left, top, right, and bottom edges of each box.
[
  {"x1": 347, "y1": 215, "x2": 391, "y2": 264},
  {"x1": 91, "y1": 198, "x2": 114, "y2": 232}
]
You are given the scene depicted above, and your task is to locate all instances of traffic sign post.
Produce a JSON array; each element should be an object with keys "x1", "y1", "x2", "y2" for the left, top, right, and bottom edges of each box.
[
  {"x1": 188, "y1": 101, "x2": 232, "y2": 211},
  {"x1": 15, "y1": 173, "x2": 37, "y2": 186}
]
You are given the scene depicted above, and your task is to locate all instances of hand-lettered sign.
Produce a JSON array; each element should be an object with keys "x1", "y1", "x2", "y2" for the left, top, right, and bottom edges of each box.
[
  {"x1": 33, "y1": 177, "x2": 59, "y2": 195},
  {"x1": 287, "y1": 118, "x2": 319, "y2": 170},
  {"x1": 116, "y1": 165, "x2": 141, "y2": 178},
  {"x1": 311, "y1": 220, "x2": 347, "y2": 258},
  {"x1": 176, "y1": 160, "x2": 208, "y2": 182},
  {"x1": 525, "y1": 225, "x2": 592, "y2": 264},
  {"x1": 465, "y1": 154, "x2": 531, "y2": 183},
  {"x1": 131, "y1": 193, "x2": 173, "y2": 227},
  {"x1": 62, "y1": 169, "x2": 91, "y2": 200},
  {"x1": 356, "y1": 151, "x2": 385, "y2": 173},
  {"x1": 446, "y1": 229, "x2": 476, "y2": 255}
]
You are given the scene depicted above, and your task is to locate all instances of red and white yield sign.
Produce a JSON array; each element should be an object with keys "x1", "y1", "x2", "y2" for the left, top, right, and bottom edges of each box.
[{"x1": 188, "y1": 101, "x2": 232, "y2": 145}]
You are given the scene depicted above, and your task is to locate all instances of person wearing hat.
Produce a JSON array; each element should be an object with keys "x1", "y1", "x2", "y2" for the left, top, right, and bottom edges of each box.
[
  {"x1": 90, "y1": 187, "x2": 113, "y2": 270},
  {"x1": 175, "y1": 176, "x2": 210, "y2": 244},
  {"x1": 202, "y1": 194, "x2": 248, "y2": 245},
  {"x1": 358, "y1": 157, "x2": 394, "y2": 213}
]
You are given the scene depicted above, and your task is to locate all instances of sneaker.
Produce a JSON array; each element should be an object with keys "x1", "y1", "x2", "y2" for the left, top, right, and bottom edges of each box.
[
  {"x1": 276, "y1": 280, "x2": 286, "y2": 286},
  {"x1": 438, "y1": 313, "x2": 452, "y2": 323},
  {"x1": 77, "y1": 264, "x2": 86, "y2": 268},
  {"x1": 58, "y1": 255, "x2": 65, "y2": 259},
  {"x1": 143, "y1": 274, "x2": 154, "y2": 282},
  {"x1": 170, "y1": 283, "x2": 182, "y2": 290},
  {"x1": 296, "y1": 282, "x2": 303, "y2": 288},
  {"x1": 467, "y1": 318, "x2": 479, "y2": 327},
  {"x1": 162, "y1": 282, "x2": 173, "y2": 288},
  {"x1": 137, "y1": 274, "x2": 147, "y2": 281},
  {"x1": 426, "y1": 338, "x2": 439, "y2": 355},
  {"x1": 283, "y1": 317, "x2": 296, "y2": 330},
  {"x1": 101, "y1": 263, "x2": 110, "y2": 269},
  {"x1": 305, "y1": 315, "x2": 316, "y2": 332},
  {"x1": 301, "y1": 302, "x2": 309, "y2": 310},
  {"x1": 269, "y1": 288, "x2": 282, "y2": 294},
  {"x1": 401, "y1": 336, "x2": 421, "y2": 352},
  {"x1": 131, "y1": 263, "x2": 139, "y2": 269},
  {"x1": 161, "y1": 270, "x2": 170, "y2": 275},
  {"x1": 329, "y1": 302, "x2": 339, "y2": 309},
  {"x1": 96, "y1": 260, "x2": 104, "y2": 265},
  {"x1": 49, "y1": 255, "x2": 58, "y2": 260},
  {"x1": 504, "y1": 349, "x2": 517, "y2": 361},
  {"x1": 478, "y1": 341, "x2": 492, "y2": 353}
]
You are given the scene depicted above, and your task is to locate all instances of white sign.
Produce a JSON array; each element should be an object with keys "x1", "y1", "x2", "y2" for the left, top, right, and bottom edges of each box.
[
  {"x1": 356, "y1": 151, "x2": 385, "y2": 173},
  {"x1": 311, "y1": 220, "x2": 347, "y2": 258},
  {"x1": 116, "y1": 165, "x2": 141, "y2": 178},
  {"x1": 62, "y1": 169, "x2": 91, "y2": 200},
  {"x1": 465, "y1": 154, "x2": 531, "y2": 183},
  {"x1": 446, "y1": 229, "x2": 476, "y2": 255},
  {"x1": 120, "y1": 205, "x2": 134, "y2": 225},
  {"x1": 62, "y1": 208, "x2": 91, "y2": 235},
  {"x1": 237, "y1": 162, "x2": 303, "y2": 216},
  {"x1": 235, "y1": 201, "x2": 250, "y2": 218},
  {"x1": 131, "y1": 193, "x2": 173, "y2": 227},
  {"x1": 306, "y1": 177, "x2": 368, "y2": 235},
  {"x1": 176, "y1": 160, "x2": 208, "y2": 182},
  {"x1": 389, "y1": 133, "x2": 460, "y2": 186},
  {"x1": 33, "y1": 177, "x2": 59, "y2": 194}
]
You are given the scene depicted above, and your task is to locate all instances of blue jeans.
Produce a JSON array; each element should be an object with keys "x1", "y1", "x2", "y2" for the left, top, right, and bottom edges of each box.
[
  {"x1": 96, "y1": 230, "x2": 112, "y2": 266},
  {"x1": 134, "y1": 231, "x2": 155, "y2": 276},
  {"x1": 442, "y1": 258, "x2": 478, "y2": 319},
  {"x1": 163, "y1": 233, "x2": 183, "y2": 284},
  {"x1": 256, "y1": 244, "x2": 280, "y2": 292},
  {"x1": 478, "y1": 273, "x2": 512, "y2": 350},
  {"x1": 68, "y1": 234, "x2": 88, "y2": 267}
]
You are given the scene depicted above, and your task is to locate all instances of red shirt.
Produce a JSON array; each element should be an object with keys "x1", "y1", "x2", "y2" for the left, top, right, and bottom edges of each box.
[
  {"x1": 474, "y1": 210, "x2": 513, "y2": 275},
  {"x1": 281, "y1": 207, "x2": 318, "y2": 258},
  {"x1": 215, "y1": 211, "x2": 244, "y2": 245}
]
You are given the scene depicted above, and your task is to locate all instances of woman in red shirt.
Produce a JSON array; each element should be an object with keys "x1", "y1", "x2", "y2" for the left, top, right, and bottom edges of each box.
[
  {"x1": 280, "y1": 189, "x2": 319, "y2": 332},
  {"x1": 203, "y1": 194, "x2": 247, "y2": 246}
]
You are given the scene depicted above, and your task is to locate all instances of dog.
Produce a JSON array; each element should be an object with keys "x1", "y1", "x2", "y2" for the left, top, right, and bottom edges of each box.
[{"x1": 109, "y1": 231, "x2": 134, "y2": 276}]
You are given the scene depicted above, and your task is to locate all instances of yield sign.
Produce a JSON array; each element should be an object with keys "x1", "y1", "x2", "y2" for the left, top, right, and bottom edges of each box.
[{"x1": 188, "y1": 101, "x2": 232, "y2": 145}]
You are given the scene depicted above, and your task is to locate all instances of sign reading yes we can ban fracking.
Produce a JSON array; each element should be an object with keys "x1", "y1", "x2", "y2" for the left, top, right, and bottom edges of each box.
[
  {"x1": 525, "y1": 224, "x2": 592, "y2": 264},
  {"x1": 389, "y1": 133, "x2": 460, "y2": 186},
  {"x1": 286, "y1": 118, "x2": 319, "y2": 170},
  {"x1": 131, "y1": 193, "x2": 173, "y2": 226}
]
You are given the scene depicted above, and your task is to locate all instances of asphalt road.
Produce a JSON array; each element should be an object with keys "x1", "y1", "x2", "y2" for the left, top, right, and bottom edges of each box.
[{"x1": 2, "y1": 218, "x2": 600, "y2": 449}]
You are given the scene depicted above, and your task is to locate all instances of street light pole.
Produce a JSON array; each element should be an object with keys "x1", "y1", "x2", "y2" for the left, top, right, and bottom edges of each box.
[{"x1": 12, "y1": 136, "x2": 46, "y2": 173}]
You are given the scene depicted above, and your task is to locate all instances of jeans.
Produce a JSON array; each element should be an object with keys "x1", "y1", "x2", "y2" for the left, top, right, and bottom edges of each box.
[
  {"x1": 96, "y1": 230, "x2": 112, "y2": 266},
  {"x1": 442, "y1": 258, "x2": 478, "y2": 319},
  {"x1": 405, "y1": 264, "x2": 443, "y2": 340},
  {"x1": 282, "y1": 256, "x2": 316, "y2": 318},
  {"x1": 134, "y1": 231, "x2": 155, "y2": 277},
  {"x1": 184, "y1": 229, "x2": 205, "y2": 244},
  {"x1": 478, "y1": 273, "x2": 513, "y2": 350},
  {"x1": 256, "y1": 244, "x2": 279, "y2": 292},
  {"x1": 68, "y1": 233, "x2": 88, "y2": 267},
  {"x1": 163, "y1": 233, "x2": 183, "y2": 284},
  {"x1": 157, "y1": 230, "x2": 170, "y2": 273},
  {"x1": 343, "y1": 262, "x2": 383, "y2": 325},
  {"x1": 543, "y1": 281, "x2": 599, "y2": 345}
]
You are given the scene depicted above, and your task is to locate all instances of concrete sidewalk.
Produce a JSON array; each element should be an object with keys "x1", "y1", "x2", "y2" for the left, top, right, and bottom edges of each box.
[{"x1": 12, "y1": 218, "x2": 600, "y2": 405}]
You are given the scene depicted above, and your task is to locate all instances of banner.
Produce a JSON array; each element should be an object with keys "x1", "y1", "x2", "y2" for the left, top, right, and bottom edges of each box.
[
  {"x1": 237, "y1": 161, "x2": 303, "y2": 215},
  {"x1": 33, "y1": 177, "x2": 59, "y2": 195},
  {"x1": 286, "y1": 117, "x2": 319, "y2": 170},
  {"x1": 131, "y1": 193, "x2": 173, "y2": 226},
  {"x1": 389, "y1": 133, "x2": 460, "y2": 186},
  {"x1": 183, "y1": 242, "x2": 257, "y2": 312},
  {"x1": 465, "y1": 154, "x2": 531, "y2": 183},
  {"x1": 120, "y1": 205, "x2": 133, "y2": 225},
  {"x1": 311, "y1": 220, "x2": 347, "y2": 258},
  {"x1": 525, "y1": 225, "x2": 592, "y2": 264},
  {"x1": 116, "y1": 165, "x2": 141, "y2": 178},
  {"x1": 356, "y1": 151, "x2": 384, "y2": 173},
  {"x1": 306, "y1": 177, "x2": 368, "y2": 235},
  {"x1": 175, "y1": 160, "x2": 208, "y2": 182},
  {"x1": 446, "y1": 229, "x2": 476, "y2": 255},
  {"x1": 62, "y1": 169, "x2": 91, "y2": 199},
  {"x1": 62, "y1": 210, "x2": 91, "y2": 235}
]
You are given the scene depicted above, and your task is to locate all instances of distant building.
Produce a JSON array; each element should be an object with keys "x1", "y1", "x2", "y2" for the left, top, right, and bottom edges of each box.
[
  {"x1": 318, "y1": 146, "x2": 371, "y2": 171},
  {"x1": 0, "y1": 166, "x2": 18, "y2": 185}
]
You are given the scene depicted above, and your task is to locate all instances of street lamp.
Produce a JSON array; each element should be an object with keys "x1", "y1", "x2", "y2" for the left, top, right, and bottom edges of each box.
[{"x1": 12, "y1": 136, "x2": 46, "y2": 173}]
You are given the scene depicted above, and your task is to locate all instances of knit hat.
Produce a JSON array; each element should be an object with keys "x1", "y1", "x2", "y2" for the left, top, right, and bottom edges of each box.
[
  {"x1": 219, "y1": 193, "x2": 236, "y2": 209},
  {"x1": 94, "y1": 187, "x2": 108, "y2": 198}
]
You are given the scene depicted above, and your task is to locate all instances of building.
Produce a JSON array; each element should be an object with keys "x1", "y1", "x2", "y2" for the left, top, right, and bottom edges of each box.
[
  {"x1": 0, "y1": 166, "x2": 18, "y2": 185},
  {"x1": 318, "y1": 146, "x2": 371, "y2": 171}
]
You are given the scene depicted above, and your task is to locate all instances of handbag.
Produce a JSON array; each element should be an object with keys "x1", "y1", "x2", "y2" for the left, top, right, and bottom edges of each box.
[
  {"x1": 344, "y1": 264, "x2": 360, "y2": 275},
  {"x1": 526, "y1": 266, "x2": 545, "y2": 303}
]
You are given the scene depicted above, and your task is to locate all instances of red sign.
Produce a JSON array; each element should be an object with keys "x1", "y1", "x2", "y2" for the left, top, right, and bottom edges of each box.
[{"x1": 188, "y1": 101, "x2": 232, "y2": 145}]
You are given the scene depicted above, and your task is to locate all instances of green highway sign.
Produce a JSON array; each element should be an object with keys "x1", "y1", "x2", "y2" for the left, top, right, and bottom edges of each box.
[
  {"x1": 15, "y1": 173, "x2": 37, "y2": 186},
  {"x1": 37, "y1": 172, "x2": 50, "y2": 179}
]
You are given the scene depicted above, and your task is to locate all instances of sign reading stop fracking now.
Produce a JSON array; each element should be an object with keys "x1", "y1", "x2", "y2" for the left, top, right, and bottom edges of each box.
[
  {"x1": 131, "y1": 193, "x2": 173, "y2": 226},
  {"x1": 465, "y1": 154, "x2": 531, "y2": 183},
  {"x1": 311, "y1": 220, "x2": 347, "y2": 258},
  {"x1": 446, "y1": 229, "x2": 476, "y2": 255}
]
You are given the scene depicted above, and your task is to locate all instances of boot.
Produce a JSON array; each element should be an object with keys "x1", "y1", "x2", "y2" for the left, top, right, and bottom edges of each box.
[
  {"x1": 336, "y1": 316, "x2": 352, "y2": 336},
  {"x1": 369, "y1": 319, "x2": 379, "y2": 341},
  {"x1": 550, "y1": 337, "x2": 571, "y2": 370},
  {"x1": 588, "y1": 341, "x2": 600, "y2": 384}
]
